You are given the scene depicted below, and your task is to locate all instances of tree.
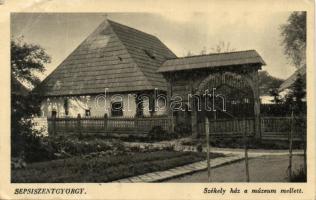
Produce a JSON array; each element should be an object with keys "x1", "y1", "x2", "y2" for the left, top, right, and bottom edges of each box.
[
  {"x1": 284, "y1": 73, "x2": 306, "y2": 178},
  {"x1": 258, "y1": 71, "x2": 284, "y2": 104},
  {"x1": 186, "y1": 41, "x2": 236, "y2": 56},
  {"x1": 280, "y1": 12, "x2": 306, "y2": 68},
  {"x1": 258, "y1": 71, "x2": 284, "y2": 94},
  {"x1": 11, "y1": 38, "x2": 51, "y2": 162},
  {"x1": 269, "y1": 88, "x2": 283, "y2": 104},
  {"x1": 281, "y1": 12, "x2": 307, "y2": 177},
  {"x1": 11, "y1": 37, "x2": 51, "y2": 87},
  {"x1": 210, "y1": 41, "x2": 236, "y2": 53}
]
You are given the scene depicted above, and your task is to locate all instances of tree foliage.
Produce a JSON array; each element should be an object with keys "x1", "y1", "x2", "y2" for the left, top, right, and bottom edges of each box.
[
  {"x1": 284, "y1": 73, "x2": 306, "y2": 114},
  {"x1": 11, "y1": 38, "x2": 51, "y2": 161},
  {"x1": 258, "y1": 71, "x2": 284, "y2": 96},
  {"x1": 280, "y1": 12, "x2": 306, "y2": 68},
  {"x1": 210, "y1": 41, "x2": 236, "y2": 53},
  {"x1": 11, "y1": 37, "x2": 51, "y2": 87},
  {"x1": 186, "y1": 41, "x2": 236, "y2": 56}
]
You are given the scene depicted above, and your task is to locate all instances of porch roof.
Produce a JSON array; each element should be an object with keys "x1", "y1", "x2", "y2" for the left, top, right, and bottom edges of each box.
[{"x1": 158, "y1": 50, "x2": 266, "y2": 73}]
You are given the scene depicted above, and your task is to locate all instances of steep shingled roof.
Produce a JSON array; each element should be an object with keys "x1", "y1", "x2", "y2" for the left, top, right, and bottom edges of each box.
[
  {"x1": 37, "y1": 20, "x2": 176, "y2": 96},
  {"x1": 158, "y1": 50, "x2": 266, "y2": 73}
]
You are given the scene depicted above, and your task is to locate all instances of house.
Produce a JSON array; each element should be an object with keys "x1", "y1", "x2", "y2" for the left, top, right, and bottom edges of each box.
[
  {"x1": 279, "y1": 66, "x2": 306, "y2": 93},
  {"x1": 36, "y1": 19, "x2": 176, "y2": 118},
  {"x1": 37, "y1": 19, "x2": 267, "y2": 138}
]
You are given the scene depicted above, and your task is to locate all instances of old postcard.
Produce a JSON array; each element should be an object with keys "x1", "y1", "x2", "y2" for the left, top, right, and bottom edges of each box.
[{"x1": 0, "y1": 0, "x2": 315, "y2": 199}]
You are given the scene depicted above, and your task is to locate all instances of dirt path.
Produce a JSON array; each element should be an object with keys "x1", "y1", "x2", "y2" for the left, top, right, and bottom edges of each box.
[{"x1": 164, "y1": 155, "x2": 304, "y2": 182}]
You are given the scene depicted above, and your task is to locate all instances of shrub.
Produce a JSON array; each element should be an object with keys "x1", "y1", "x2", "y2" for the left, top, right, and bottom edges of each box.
[
  {"x1": 174, "y1": 122, "x2": 191, "y2": 136},
  {"x1": 11, "y1": 119, "x2": 55, "y2": 163},
  {"x1": 148, "y1": 126, "x2": 169, "y2": 141},
  {"x1": 46, "y1": 136, "x2": 118, "y2": 157},
  {"x1": 12, "y1": 151, "x2": 223, "y2": 183}
]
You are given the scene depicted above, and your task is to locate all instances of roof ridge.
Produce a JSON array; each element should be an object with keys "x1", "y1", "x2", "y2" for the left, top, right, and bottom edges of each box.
[
  {"x1": 108, "y1": 20, "x2": 154, "y2": 89},
  {"x1": 166, "y1": 49, "x2": 258, "y2": 60},
  {"x1": 163, "y1": 55, "x2": 264, "y2": 67},
  {"x1": 108, "y1": 19, "x2": 177, "y2": 59}
]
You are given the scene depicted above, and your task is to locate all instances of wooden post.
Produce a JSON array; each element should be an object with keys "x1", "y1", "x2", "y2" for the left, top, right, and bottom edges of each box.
[
  {"x1": 168, "y1": 76, "x2": 175, "y2": 133},
  {"x1": 303, "y1": 117, "x2": 307, "y2": 174},
  {"x1": 104, "y1": 113, "x2": 108, "y2": 135},
  {"x1": 288, "y1": 109, "x2": 294, "y2": 181},
  {"x1": 205, "y1": 116, "x2": 211, "y2": 182},
  {"x1": 213, "y1": 110, "x2": 217, "y2": 133},
  {"x1": 243, "y1": 120, "x2": 250, "y2": 182},
  {"x1": 77, "y1": 114, "x2": 81, "y2": 135},
  {"x1": 134, "y1": 117, "x2": 139, "y2": 134},
  {"x1": 51, "y1": 115, "x2": 56, "y2": 136}
]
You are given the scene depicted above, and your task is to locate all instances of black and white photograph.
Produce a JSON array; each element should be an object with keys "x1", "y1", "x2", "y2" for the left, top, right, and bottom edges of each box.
[
  {"x1": 1, "y1": 1, "x2": 314, "y2": 199},
  {"x1": 10, "y1": 11, "x2": 308, "y2": 184}
]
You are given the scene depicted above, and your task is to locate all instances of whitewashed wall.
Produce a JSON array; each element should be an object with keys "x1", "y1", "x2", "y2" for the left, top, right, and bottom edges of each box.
[{"x1": 40, "y1": 93, "x2": 167, "y2": 118}]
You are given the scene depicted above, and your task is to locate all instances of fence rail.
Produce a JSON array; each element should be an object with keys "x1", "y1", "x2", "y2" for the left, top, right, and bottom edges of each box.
[
  {"x1": 200, "y1": 116, "x2": 306, "y2": 141},
  {"x1": 199, "y1": 118, "x2": 254, "y2": 138},
  {"x1": 48, "y1": 115, "x2": 171, "y2": 135},
  {"x1": 261, "y1": 117, "x2": 305, "y2": 141},
  {"x1": 48, "y1": 115, "x2": 306, "y2": 141}
]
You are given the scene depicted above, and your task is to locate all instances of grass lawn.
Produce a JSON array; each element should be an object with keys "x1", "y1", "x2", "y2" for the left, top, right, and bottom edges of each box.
[
  {"x1": 164, "y1": 155, "x2": 305, "y2": 182},
  {"x1": 12, "y1": 151, "x2": 223, "y2": 183}
]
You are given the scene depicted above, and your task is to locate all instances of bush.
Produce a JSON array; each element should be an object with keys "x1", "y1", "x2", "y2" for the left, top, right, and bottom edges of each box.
[
  {"x1": 148, "y1": 126, "x2": 173, "y2": 141},
  {"x1": 12, "y1": 151, "x2": 223, "y2": 183},
  {"x1": 174, "y1": 122, "x2": 191, "y2": 136},
  {"x1": 11, "y1": 119, "x2": 55, "y2": 163},
  {"x1": 146, "y1": 125, "x2": 193, "y2": 142},
  {"x1": 46, "y1": 135, "x2": 122, "y2": 158},
  {"x1": 12, "y1": 133, "x2": 129, "y2": 164}
]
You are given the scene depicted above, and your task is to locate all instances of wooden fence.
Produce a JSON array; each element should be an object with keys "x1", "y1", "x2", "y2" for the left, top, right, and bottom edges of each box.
[
  {"x1": 198, "y1": 118, "x2": 254, "y2": 138},
  {"x1": 48, "y1": 115, "x2": 171, "y2": 135},
  {"x1": 48, "y1": 115, "x2": 306, "y2": 141},
  {"x1": 261, "y1": 117, "x2": 305, "y2": 141},
  {"x1": 199, "y1": 116, "x2": 306, "y2": 141}
]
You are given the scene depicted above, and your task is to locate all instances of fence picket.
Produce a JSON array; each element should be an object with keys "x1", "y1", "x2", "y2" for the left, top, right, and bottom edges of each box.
[{"x1": 48, "y1": 115, "x2": 171, "y2": 135}]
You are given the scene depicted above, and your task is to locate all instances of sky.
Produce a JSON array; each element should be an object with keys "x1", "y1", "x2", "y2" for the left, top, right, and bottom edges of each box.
[{"x1": 11, "y1": 12, "x2": 295, "y2": 80}]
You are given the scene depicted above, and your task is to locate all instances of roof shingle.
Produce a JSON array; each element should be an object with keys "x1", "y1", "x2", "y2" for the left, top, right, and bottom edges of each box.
[
  {"x1": 37, "y1": 19, "x2": 176, "y2": 96},
  {"x1": 158, "y1": 50, "x2": 266, "y2": 73}
]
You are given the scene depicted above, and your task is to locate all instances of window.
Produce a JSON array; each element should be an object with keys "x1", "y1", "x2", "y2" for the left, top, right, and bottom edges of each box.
[
  {"x1": 63, "y1": 98, "x2": 69, "y2": 116},
  {"x1": 85, "y1": 109, "x2": 91, "y2": 117},
  {"x1": 144, "y1": 49, "x2": 156, "y2": 59},
  {"x1": 51, "y1": 109, "x2": 57, "y2": 118},
  {"x1": 111, "y1": 101, "x2": 123, "y2": 117}
]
